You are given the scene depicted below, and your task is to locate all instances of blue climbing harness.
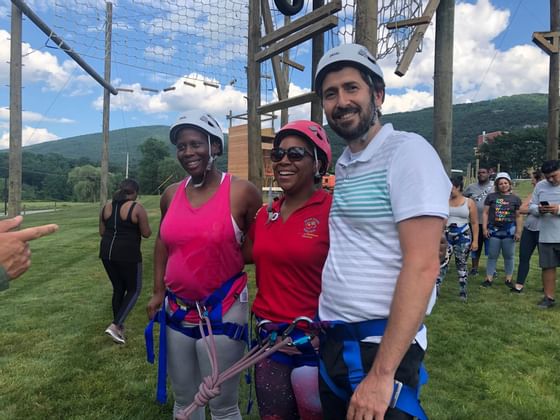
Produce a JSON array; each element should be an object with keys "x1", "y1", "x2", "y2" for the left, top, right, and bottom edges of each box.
[
  {"x1": 255, "y1": 317, "x2": 318, "y2": 368},
  {"x1": 319, "y1": 319, "x2": 429, "y2": 420},
  {"x1": 488, "y1": 222, "x2": 515, "y2": 239},
  {"x1": 144, "y1": 272, "x2": 248, "y2": 403},
  {"x1": 446, "y1": 223, "x2": 471, "y2": 246}
]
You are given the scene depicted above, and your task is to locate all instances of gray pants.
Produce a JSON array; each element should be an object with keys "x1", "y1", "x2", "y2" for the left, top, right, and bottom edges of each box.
[{"x1": 167, "y1": 299, "x2": 247, "y2": 420}]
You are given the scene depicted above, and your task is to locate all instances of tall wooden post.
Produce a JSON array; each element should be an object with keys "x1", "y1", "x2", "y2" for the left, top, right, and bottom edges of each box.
[
  {"x1": 548, "y1": 0, "x2": 559, "y2": 159},
  {"x1": 281, "y1": 15, "x2": 290, "y2": 126},
  {"x1": 433, "y1": 0, "x2": 454, "y2": 173},
  {"x1": 355, "y1": 0, "x2": 378, "y2": 57},
  {"x1": 9, "y1": 4, "x2": 22, "y2": 217},
  {"x1": 100, "y1": 1, "x2": 112, "y2": 207},
  {"x1": 248, "y1": 0, "x2": 263, "y2": 191},
  {"x1": 311, "y1": 0, "x2": 325, "y2": 124}
]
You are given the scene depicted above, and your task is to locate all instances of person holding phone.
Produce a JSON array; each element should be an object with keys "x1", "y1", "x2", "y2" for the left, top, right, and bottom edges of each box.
[{"x1": 529, "y1": 160, "x2": 560, "y2": 308}]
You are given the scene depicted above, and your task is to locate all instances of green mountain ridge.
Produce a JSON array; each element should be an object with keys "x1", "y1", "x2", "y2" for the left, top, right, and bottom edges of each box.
[{"x1": 17, "y1": 93, "x2": 548, "y2": 171}]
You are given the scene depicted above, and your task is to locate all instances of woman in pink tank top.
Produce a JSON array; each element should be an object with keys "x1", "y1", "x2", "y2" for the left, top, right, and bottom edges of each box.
[{"x1": 146, "y1": 111, "x2": 261, "y2": 419}]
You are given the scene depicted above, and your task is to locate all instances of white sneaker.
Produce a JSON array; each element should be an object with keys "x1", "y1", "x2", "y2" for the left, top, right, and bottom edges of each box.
[{"x1": 105, "y1": 324, "x2": 125, "y2": 344}]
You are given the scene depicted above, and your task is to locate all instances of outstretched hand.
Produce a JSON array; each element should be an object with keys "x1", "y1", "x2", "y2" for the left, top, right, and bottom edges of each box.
[{"x1": 0, "y1": 216, "x2": 58, "y2": 280}]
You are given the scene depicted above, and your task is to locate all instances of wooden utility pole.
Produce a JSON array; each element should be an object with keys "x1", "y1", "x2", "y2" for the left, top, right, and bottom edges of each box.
[
  {"x1": 533, "y1": 0, "x2": 560, "y2": 159},
  {"x1": 433, "y1": 0, "x2": 454, "y2": 173},
  {"x1": 9, "y1": 3, "x2": 22, "y2": 217},
  {"x1": 549, "y1": 0, "x2": 559, "y2": 159},
  {"x1": 100, "y1": 1, "x2": 112, "y2": 207},
  {"x1": 311, "y1": 0, "x2": 325, "y2": 124},
  {"x1": 355, "y1": 0, "x2": 378, "y2": 57},
  {"x1": 248, "y1": 0, "x2": 263, "y2": 191}
]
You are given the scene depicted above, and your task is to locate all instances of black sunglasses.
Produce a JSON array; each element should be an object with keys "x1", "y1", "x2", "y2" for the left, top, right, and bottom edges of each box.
[{"x1": 270, "y1": 147, "x2": 313, "y2": 163}]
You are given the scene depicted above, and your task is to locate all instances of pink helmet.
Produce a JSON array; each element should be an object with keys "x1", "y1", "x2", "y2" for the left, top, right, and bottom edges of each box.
[{"x1": 274, "y1": 120, "x2": 332, "y2": 176}]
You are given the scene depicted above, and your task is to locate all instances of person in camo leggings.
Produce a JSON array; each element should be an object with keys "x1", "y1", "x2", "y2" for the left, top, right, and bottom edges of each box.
[{"x1": 437, "y1": 175, "x2": 479, "y2": 301}]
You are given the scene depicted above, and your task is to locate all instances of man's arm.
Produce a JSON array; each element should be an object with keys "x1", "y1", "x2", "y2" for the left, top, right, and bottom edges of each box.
[{"x1": 346, "y1": 216, "x2": 443, "y2": 420}]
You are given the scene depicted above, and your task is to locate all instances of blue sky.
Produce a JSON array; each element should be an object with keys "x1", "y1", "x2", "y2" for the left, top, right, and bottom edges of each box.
[{"x1": 0, "y1": 0, "x2": 552, "y2": 149}]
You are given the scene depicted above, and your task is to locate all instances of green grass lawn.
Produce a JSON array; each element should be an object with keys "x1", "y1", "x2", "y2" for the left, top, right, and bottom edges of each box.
[{"x1": 1, "y1": 191, "x2": 559, "y2": 419}]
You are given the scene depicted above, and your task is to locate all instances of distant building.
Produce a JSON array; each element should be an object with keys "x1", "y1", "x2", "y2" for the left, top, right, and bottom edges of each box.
[{"x1": 477, "y1": 130, "x2": 505, "y2": 147}]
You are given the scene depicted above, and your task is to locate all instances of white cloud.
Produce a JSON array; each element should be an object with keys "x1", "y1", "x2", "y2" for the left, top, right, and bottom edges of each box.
[
  {"x1": 0, "y1": 126, "x2": 60, "y2": 149},
  {"x1": 0, "y1": 107, "x2": 74, "y2": 124}
]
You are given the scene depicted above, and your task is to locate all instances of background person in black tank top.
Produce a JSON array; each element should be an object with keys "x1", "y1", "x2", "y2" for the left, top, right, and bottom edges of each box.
[{"x1": 99, "y1": 179, "x2": 152, "y2": 344}]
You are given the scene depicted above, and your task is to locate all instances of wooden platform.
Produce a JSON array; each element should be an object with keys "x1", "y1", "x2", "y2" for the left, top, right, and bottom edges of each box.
[{"x1": 228, "y1": 125, "x2": 275, "y2": 182}]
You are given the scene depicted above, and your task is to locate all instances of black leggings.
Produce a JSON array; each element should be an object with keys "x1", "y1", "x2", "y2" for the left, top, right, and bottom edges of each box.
[
  {"x1": 101, "y1": 260, "x2": 142, "y2": 326},
  {"x1": 516, "y1": 228, "x2": 539, "y2": 285}
]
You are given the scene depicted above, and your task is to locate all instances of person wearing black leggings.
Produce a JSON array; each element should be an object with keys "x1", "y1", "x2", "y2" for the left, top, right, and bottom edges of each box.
[
  {"x1": 512, "y1": 170, "x2": 543, "y2": 293},
  {"x1": 99, "y1": 179, "x2": 151, "y2": 344}
]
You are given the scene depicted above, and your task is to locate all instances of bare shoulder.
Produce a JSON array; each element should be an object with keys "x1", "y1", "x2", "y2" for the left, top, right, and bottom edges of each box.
[
  {"x1": 160, "y1": 182, "x2": 181, "y2": 211},
  {"x1": 230, "y1": 176, "x2": 261, "y2": 203}
]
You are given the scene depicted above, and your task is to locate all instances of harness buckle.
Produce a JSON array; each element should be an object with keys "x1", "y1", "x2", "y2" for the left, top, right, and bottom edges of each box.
[{"x1": 390, "y1": 380, "x2": 403, "y2": 409}]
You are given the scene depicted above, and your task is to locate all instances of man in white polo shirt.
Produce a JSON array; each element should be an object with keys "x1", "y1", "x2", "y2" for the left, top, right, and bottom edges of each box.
[{"x1": 315, "y1": 43, "x2": 451, "y2": 420}]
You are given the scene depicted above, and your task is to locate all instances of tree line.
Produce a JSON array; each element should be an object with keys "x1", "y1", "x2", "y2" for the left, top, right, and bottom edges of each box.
[
  {"x1": 0, "y1": 127, "x2": 548, "y2": 203},
  {"x1": 0, "y1": 137, "x2": 188, "y2": 202}
]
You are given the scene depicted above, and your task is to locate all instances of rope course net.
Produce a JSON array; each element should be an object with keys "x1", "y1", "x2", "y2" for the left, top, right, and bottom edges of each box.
[
  {"x1": 48, "y1": 0, "x2": 423, "y2": 96},
  {"x1": 377, "y1": 0, "x2": 424, "y2": 61},
  {"x1": 52, "y1": 0, "x2": 249, "y2": 91},
  {"x1": 327, "y1": 0, "x2": 425, "y2": 63}
]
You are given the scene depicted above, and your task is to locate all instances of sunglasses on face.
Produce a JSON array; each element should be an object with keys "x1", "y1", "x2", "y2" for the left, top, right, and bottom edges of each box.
[{"x1": 270, "y1": 146, "x2": 313, "y2": 163}]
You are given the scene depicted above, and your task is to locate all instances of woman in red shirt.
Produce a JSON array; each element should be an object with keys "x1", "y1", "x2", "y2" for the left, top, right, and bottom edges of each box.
[{"x1": 244, "y1": 120, "x2": 332, "y2": 420}]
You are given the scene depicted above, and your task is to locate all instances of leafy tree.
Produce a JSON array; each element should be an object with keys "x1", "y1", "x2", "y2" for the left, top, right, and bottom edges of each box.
[
  {"x1": 157, "y1": 157, "x2": 185, "y2": 192},
  {"x1": 43, "y1": 174, "x2": 72, "y2": 200},
  {"x1": 478, "y1": 128, "x2": 547, "y2": 177},
  {"x1": 138, "y1": 138, "x2": 170, "y2": 194},
  {"x1": 67, "y1": 165, "x2": 102, "y2": 202}
]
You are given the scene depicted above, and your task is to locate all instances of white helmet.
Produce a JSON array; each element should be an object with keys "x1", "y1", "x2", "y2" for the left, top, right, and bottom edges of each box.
[
  {"x1": 495, "y1": 172, "x2": 512, "y2": 182},
  {"x1": 315, "y1": 43, "x2": 384, "y2": 96},
  {"x1": 169, "y1": 111, "x2": 224, "y2": 155}
]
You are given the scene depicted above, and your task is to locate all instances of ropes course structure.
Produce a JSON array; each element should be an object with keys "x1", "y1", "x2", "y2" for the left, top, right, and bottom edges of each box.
[
  {"x1": 377, "y1": 0, "x2": 425, "y2": 62},
  {"x1": 45, "y1": 0, "x2": 424, "y2": 95},
  {"x1": 52, "y1": 0, "x2": 250, "y2": 91}
]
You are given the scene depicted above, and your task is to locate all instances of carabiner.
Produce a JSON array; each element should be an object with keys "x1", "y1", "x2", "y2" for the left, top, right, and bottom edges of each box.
[{"x1": 282, "y1": 316, "x2": 314, "y2": 341}]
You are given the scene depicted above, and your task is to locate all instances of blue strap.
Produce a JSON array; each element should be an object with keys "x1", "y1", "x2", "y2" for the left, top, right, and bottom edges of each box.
[
  {"x1": 144, "y1": 308, "x2": 169, "y2": 402},
  {"x1": 392, "y1": 381, "x2": 428, "y2": 420},
  {"x1": 319, "y1": 358, "x2": 350, "y2": 401},
  {"x1": 321, "y1": 319, "x2": 428, "y2": 419}
]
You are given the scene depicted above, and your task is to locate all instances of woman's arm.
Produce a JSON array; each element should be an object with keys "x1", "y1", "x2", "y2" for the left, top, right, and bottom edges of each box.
[
  {"x1": 146, "y1": 186, "x2": 175, "y2": 320},
  {"x1": 519, "y1": 193, "x2": 532, "y2": 215},
  {"x1": 242, "y1": 236, "x2": 254, "y2": 264},
  {"x1": 135, "y1": 204, "x2": 152, "y2": 238},
  {"x1": 514, "y1": 208, "x2": 523, "y2": 241},
  {"x1": 98, "y1": 204, "x2": 107, "y2": 236},
  {"x1": 468, "y1": 198, "x2": 479, "y2": 249},
  {"x1": 482, "y1": 205, "x2": 490, "y2": 238}
]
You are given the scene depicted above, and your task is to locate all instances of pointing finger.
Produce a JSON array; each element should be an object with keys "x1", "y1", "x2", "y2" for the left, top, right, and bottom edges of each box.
[{"x1": 11, "y1": 224, "x2": 59, "y2": 241}]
